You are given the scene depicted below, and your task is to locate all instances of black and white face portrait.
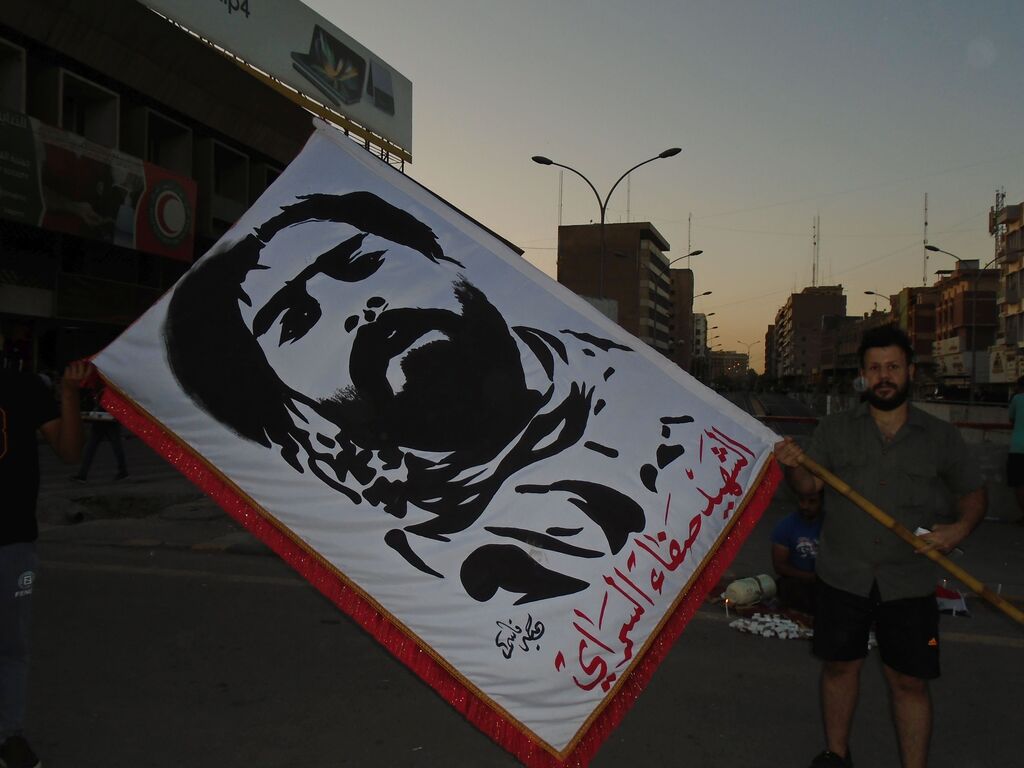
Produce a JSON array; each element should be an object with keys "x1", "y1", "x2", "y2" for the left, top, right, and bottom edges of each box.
[
  {"x1": 235, "y1": 211, "x2": 541, "y2": 456},
  {"x1": 164, "y1": 191, "x2": 645, "y2": 602},
  {"x1": 159, "y1": 176, "x2": 767, "y2": 616}
]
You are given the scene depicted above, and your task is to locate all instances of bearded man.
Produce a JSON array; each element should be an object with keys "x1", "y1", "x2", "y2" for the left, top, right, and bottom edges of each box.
[{"x1": 774, "y1": 323, "x2": 985, "y2": 768}]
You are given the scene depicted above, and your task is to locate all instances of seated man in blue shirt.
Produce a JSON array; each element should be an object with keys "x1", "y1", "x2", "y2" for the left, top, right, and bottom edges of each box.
[{"x1": 771, "y1": 489, "x2": 822, "y2": 616}]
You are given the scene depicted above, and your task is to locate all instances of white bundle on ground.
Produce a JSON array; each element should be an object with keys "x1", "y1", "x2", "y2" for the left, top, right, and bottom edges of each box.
[{"x1": 728, "y1": 613, "x2": 812, "y2": 640}]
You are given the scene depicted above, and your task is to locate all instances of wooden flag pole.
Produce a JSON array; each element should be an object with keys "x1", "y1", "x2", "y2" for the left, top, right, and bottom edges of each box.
[{"x1": 796, "y1": 454, "x2": 1024, "y2": 626}]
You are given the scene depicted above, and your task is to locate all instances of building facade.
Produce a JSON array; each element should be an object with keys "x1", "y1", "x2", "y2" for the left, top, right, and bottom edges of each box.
[
  {"x1": 771, "y1": 285, "x2": 846, "y2": 387},
  {"x1": 692, "y1": 312, "x2": 709, "y2": 378},
  {"x1": 669, "y1": 266, "x2": 694, "y2": 370},
  {"x1": 0, "y1": 0, "x2": 320, "y2": 372},
  {"x1": 708, "y1": 349, "x2": 748, "y2": 385},
  {"x1": 764, "y1": 324, "x2": 777, "y2": 379},
  {"x1": 557, "y1": 222, "x2": 675, "y2": 354},
  {"x1": 989, "y1": 198, "x2": 1024, "y2": 383},
  {"x1": 932, "y1": 260, "x2": 999, "y2": 391},
  {"x1": 893, "y1": 286, "x2": 938, "y2": 374}
]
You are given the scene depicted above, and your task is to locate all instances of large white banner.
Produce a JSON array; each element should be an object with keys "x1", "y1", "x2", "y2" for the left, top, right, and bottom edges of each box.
[
  {"x1": 93, "y1": 122, "x2": 780, "y2": 766},
  {"x1": 137, "y1": 0, "x2": 413, "y2": 153}
]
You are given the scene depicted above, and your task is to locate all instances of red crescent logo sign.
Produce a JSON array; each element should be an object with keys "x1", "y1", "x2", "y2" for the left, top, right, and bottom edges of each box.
[
  {"x1": 154, "y1": 189, "x2": 186, "y2": 239},
  {"x1": 148, "y1": 180, "x2": 191, "y2": 247}
]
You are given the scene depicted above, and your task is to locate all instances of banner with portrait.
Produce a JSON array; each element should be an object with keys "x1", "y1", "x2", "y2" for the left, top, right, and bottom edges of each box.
[{"x1": 92, "y1": 121, "x2": 781, "y2": 767}]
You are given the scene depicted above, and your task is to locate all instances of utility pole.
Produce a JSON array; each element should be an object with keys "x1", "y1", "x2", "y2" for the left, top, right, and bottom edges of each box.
[
  {"x1": 812, "y1": 215, "x2": 820, "y2": 287},
  {"x1": 923, "y1": 192, "x2": 928, "y2": 286},
  {"x1": 557, "y1": 171, "x2": 563, "y2": 226}
]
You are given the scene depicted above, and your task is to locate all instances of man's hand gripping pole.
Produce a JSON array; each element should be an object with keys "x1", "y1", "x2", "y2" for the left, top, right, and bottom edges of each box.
[{"x1": 795, "y1": 452, "x2": 1024, "y2": 626}]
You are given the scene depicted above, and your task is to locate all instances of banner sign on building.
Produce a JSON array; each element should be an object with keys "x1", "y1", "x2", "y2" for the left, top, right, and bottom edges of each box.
[
  {"x1": 0, "y1": 109, "x2": 197, "y2": 262},
  {"x1": 92, "y1": 122, "x2": 781, "y2": 766},
  {"x1": 137, "y1": 0, "x2": 413, "y2": 155}
]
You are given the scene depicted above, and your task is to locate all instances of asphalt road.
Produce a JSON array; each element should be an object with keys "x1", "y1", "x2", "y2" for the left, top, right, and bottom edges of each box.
[{"x1": 27, "y1": 518, "x2": 1024, "y2": 767}]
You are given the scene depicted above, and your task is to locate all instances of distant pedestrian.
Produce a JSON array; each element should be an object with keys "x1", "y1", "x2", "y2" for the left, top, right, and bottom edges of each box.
[
  {"x1": 770, "y1": 489, "x2": 823, "y2": 616},
  {"x1": 1006, "y1": 375, "x2": 1024, "y2": 521},
  {"x1": 773, "y1": 324, "x2": 985, "y2": 768},
  {"x1": 1, "y1": 361, "x2": 87, "y2": 768},
  {"x1": 72, "y1": 395, "x2": 128, "y2": 482}
]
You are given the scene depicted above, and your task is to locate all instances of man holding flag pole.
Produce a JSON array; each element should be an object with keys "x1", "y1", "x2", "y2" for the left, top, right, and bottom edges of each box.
[{"x1": 774, "y1": 324, "x2": 986, "y2": 768}]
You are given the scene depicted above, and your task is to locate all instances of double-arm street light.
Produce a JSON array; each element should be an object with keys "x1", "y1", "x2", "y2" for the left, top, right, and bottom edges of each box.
[
  {"x1": 926, "y1": 244, "x2": 999, "y2": 408},
  {"x1": 532, "y1": 147, "x2": 682, "y2": 300}
]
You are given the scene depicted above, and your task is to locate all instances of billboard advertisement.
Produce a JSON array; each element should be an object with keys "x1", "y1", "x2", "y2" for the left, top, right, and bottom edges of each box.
[
  {"x1": 137, "y1": 0, "x2": 413, "y2": 155},
  {"x1": 0, "y1": 109, "x2": 197, "y2": 262}
]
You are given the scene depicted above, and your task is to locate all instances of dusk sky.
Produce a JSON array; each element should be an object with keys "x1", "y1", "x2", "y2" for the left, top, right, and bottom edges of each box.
[{"x1": 308, "y1": 0, "x2": 1024, "y2": 371}]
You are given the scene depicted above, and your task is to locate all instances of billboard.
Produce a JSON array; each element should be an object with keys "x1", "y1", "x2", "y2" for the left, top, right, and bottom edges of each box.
[
  {"x1": 137, "y1": 0, "x2": 412, "y2": 155},
  {"x1": 0, "y1": 109, "x2": 197, "y2": 262}
]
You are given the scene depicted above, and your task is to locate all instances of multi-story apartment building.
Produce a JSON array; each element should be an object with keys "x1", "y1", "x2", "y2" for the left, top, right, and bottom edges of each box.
[
  {"x1": 989, "y1": 198, "x2": 1024, "y2": 383},
  {"x1": 771, "y1": 285, "x2": 846, "y2": 386},
  {"x1": 763, "y1": 324, "x2": 777, "y2": 379},
  {"x1": 692, "y1": 312, "x2": 709, "y2": 377},
  {"x1": 557, "y1": 222, "x2": 676, "y2": 355},
  {"x1": 932, "y1": 260, "x2": 999, "y2": 391},
  {"x1": 670, "y1": 266, "x2": 694, "y2": 370},
  {"x1": 893, "y1": 286, "x2": 939, "y2": 373}
]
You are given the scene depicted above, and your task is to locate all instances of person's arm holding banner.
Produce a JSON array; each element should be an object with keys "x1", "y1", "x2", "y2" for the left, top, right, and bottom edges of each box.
[
  {"x1": 773, "y1": 436, "x2": 984, "y2": 556},
  {"x1": 39, "y1": 361, "x2": 89, "y2": 463},
  {"x1": 773, "y1": 437, "x2": 823, "y2": 496}
]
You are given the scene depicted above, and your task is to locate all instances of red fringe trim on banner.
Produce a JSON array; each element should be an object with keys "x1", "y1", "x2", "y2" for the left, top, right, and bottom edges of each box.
[{"x1": 101, "y1": 386, "x2": 782, "y2": 768}]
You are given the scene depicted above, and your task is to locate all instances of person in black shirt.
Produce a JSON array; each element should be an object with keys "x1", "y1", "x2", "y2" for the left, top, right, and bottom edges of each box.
[{"x1": 1, "y1": 362, "x2": 86, "y2": 768}]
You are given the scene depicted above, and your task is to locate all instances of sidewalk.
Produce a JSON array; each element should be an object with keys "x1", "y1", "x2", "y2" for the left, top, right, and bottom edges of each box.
[
  {"x1": 37, "y1": 433, "x2": 269, "y2": 556},
  {"x1": 36, "y1": 431, "x2": 1024, "y2": 636}
]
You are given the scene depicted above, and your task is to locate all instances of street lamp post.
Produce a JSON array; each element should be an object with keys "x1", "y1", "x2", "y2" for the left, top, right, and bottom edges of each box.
[
  {"x1": 926, "y1": 245, "x2": 998, "y2": 409},
  {"x1": 667, "y1": 249, "x2": 703, "y2": 268},
  {"x1": 532, "y1": 148, "x2": 681, "y2": 301},
  {"x1": 864, "y1": 290, "x2": 889, "y2": 312}
]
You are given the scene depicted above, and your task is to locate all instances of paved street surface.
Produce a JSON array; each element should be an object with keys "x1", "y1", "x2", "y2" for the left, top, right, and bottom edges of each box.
[{"x1": 27, "y1": 421, "x2": 1024, "y2": 767}]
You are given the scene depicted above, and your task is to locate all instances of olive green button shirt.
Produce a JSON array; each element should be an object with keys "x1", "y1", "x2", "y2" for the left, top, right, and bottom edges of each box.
[{"x1": 807, "y1": 402, "x2": 984, "y2": 601}]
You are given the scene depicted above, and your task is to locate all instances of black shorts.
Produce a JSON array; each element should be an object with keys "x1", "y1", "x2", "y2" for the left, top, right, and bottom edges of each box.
[
  {"x1": 1006, "y1": 453, "x2": 1024, "y2": 487},
  {"x1": 812, "y1": 580, "x2": 940, "y2": 679}
]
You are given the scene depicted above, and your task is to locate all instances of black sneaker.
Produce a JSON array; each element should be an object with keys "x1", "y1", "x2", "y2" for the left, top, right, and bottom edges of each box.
[
  {"x1": 70, "y1": 474, "x2": 87, "y2": 484},
  {"x1": 0, "y1": 733, "x2": 42, "y2": 768},
  {"x1": 808, "y1": 750, "x2": 852, "y2": 768},
  {"x1": 114, "y1": 471, "x2": 129, "y2": 481}
]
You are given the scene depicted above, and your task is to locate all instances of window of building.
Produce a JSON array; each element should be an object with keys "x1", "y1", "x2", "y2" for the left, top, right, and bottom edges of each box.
[
  {"x1": 145, "y1": 110, "x2": 192, "y2": 176},
  {"x1": 59, "y1": 71, "x2": 119, "y2": 148},
  {"x1": 0, "y1": 37, "x2": 26, "y2": 112}
]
